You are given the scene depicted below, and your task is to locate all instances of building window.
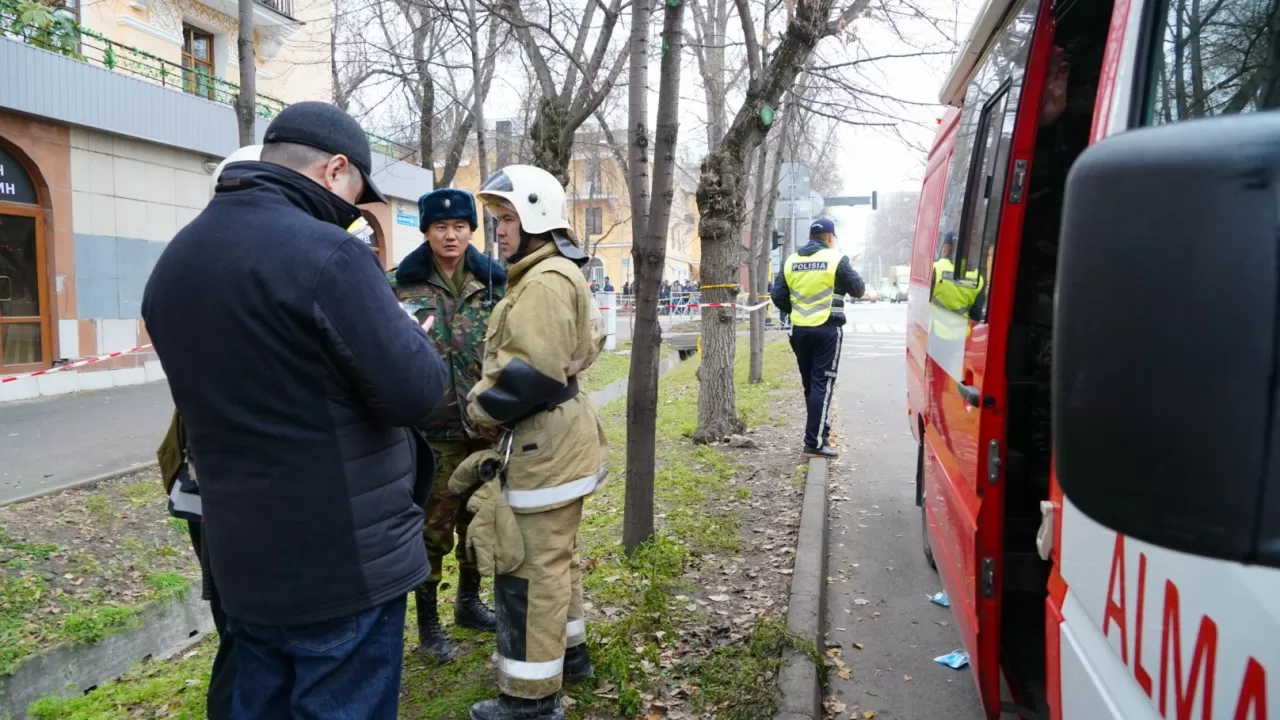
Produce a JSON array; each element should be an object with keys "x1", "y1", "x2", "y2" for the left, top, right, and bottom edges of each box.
[
  {"x1": 182, "y1": 24, "x2": 215, "y2": 100},
  {"x1": 586, "y1": 206, "x2": 603, "y2": 235}
]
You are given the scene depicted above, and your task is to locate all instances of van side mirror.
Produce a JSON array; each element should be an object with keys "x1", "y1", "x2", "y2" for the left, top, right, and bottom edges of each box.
[{"x1": 1053, "y1": 113, "x2": 1280, "y2": 568}]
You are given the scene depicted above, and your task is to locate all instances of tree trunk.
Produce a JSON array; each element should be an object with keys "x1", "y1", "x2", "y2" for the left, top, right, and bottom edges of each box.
[
  {"x1": 235, "y1": 0, "x2": 256, "y2": 147},
  {"x1": 693, "y1": 0, "x2": 846, "y2": 442},
  {"x1": 530, "y1": 97, "x2": 572, "y2": 185},
  {"x1": 468, "y1": 0, "x2": 495, "y2": 253},
  {"x1": 623, "y1": 0, "x2": 684, "y2": 555},
  {"x1": 746, "y1": 144, "x2": 769, "y2": 383},
  {"x1": 419, "y1": 74, "x2": 436, "y2": 184}
]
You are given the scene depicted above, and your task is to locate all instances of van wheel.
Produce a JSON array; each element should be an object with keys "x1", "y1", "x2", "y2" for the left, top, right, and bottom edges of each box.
[{"x1": 917, "y1": 441, "x2": 937, "y2": 571}]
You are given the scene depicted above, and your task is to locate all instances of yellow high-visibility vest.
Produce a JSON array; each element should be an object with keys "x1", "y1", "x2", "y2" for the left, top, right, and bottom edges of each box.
[
  {"x1": 930, "y1": 258, "x2": 983, "y2": 340},
  {"x1": 930, "y1": 258, "x2": 983, "y2": 313},
  {"x1": 783, "y1": 247, "x2": 844, "y2": 327}
]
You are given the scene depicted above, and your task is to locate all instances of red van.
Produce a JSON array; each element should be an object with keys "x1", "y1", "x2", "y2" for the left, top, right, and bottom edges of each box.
[{"x1": 906, "y1": 0, "x2": 1280, "y2": 718}]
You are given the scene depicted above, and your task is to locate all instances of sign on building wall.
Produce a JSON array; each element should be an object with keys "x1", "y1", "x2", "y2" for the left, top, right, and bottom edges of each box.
[
  {"x1": 0, "y1": 146, "x2": 37, "y2": 205},
  {"x1": 395, "y1": 201, "x2": 417, "y2": 227}
]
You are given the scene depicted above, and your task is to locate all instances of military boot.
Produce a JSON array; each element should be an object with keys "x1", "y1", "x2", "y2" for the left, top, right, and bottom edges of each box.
[
  {"x1": 454, "y1": 567, "x2": 497, "y2": 631},
  {"x1": 469, "y1": 694, "x2": 563, "y2": 720},
  {"x1": 414, "y1": 584, "x2": 454, "y2": 663},
  {"x1": 564, "y1": 643, "x2": 593, "y2": 683}
]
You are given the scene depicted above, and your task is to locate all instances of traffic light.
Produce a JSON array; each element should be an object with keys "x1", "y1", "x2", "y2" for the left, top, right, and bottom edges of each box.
[
  {"x1": 771, "y1": 230, "x2": 783, "y2": 250},
  {"x1": 871, "y1": 191, "x2": 879, "y2": 211}
]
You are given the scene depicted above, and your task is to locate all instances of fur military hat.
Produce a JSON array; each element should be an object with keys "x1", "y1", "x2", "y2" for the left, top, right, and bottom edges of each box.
[{"x1": 418, "y1": 188, "x2": 478, "y2": 232}]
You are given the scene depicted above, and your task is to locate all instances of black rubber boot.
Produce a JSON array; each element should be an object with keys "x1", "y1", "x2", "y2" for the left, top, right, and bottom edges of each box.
[
  {"x1": 414, "y1": 584, "x2": 454, "y2": 663},
  {"x1": 469, "y1": 694, "x2": 564, "y2": 720},
  {"x1": 454, "y1": 566, "x2": 497, "y2": 631},
  {"x1": 564, "y1": 644, "x2": 593, "y2": 683}
]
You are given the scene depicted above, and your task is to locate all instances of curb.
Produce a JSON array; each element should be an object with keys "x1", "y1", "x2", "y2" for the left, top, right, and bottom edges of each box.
[
  {"x1": 0, "y1": 460, "x2": 161, "y2": 508},
  {"x1": 774, "y1": 457, "x2": 829, "y2": 719},
  {"x1": 0, "y1": 589, "x2": 215, "y2": 718}
]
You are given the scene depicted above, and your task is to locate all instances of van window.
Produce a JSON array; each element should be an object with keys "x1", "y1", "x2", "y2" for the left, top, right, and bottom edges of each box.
[
  {"x1": 935, "y1": 0, "x2": 1040, "y2": 318},
  {"x1": 1142, "y1": 0, "x2": 1280, "y2": 125},
  {"x1": 956, "y1": 84, "x2": 1014, "y2": 319}
]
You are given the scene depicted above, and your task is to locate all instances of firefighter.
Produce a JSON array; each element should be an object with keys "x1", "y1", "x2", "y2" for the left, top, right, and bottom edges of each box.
[
  {"x1": 466, "y1": 164, "x2": 609, "y2": 720},
  {"x1": 770, "y1": 218, "x2": 865, "y2": 458},
  {"x1": 389, "y1": 187, "x2": 508, "y2": 662}
]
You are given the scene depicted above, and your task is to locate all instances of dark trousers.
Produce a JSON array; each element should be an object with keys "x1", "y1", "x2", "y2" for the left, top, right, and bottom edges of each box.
[
  {"x1": 187, "y1": 519, "x2": 236, "y2": 720},
  {"x1": 789, "y1": 325, "x2": 843, "y2": 449},
  {"x1": 226, "y1": 597, "x2": 408, "y2": 720}
]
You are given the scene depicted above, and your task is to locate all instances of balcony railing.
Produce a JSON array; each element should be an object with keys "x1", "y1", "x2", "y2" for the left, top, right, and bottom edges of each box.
[
  {"x1": 0, "y1": 0, "x2": 412, "y2": 160},
  {"x1": 255, "y1": 0, "x2": 295, "y2": 19}
]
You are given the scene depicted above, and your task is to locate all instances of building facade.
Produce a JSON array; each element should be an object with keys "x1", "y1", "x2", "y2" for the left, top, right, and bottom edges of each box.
[{"x1": 0, "y1": 0, "x2": 435, "y2": 401}]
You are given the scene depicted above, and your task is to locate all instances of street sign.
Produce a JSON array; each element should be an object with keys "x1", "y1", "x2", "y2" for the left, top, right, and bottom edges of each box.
[{"x1": 778, "y1": 163, "x2": 812, "y2": 201}]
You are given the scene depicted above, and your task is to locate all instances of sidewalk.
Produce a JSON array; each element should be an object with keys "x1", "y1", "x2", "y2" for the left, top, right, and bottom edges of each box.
[{"x1": 0, "y1": 381, "x2": 173, "y2": 505}]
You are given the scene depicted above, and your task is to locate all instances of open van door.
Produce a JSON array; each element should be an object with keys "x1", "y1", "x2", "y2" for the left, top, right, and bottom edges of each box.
[{"x1": 921, "y1": 0, "x2": 1056, "y2": 715}]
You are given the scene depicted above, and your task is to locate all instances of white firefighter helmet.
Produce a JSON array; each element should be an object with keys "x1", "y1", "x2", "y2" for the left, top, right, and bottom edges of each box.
[
  {"x1": 477, "y1": 164, "x2": 586, "y2": 263},
  {"x1": 210, "y1": 144, "x2": 263, "y2": 195}
]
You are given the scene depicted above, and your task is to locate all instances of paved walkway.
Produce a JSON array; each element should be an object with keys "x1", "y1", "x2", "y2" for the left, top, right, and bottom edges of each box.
[
  {"x1": 0, "y1": 381, "x2": 173, "y2": 505},
  {"x1": 822, "y1": 341, "x2": 983, "y2": 718}
]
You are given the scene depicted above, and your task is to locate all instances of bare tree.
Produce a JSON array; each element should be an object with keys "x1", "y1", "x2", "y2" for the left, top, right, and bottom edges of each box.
[
  {"x1": 693, "y1": 0, "x2": 874, "y2": 443},
  {"x1": 235, "y1": 0, "x2": 256, "y2": 146},
  {"x1": 687, "y1": 0, "x2": 744, "y2": 149},
  {"x1": 865, "y1": 190, "x2": 919, "y2": 276},
  {"x1": 488, "y1": 0, "x2": 630, "y2": 184},
  {"x1": 332, "y1": 0, "x2": 375, "y2": 111},
  {"x1": 623, "y1": 0, "x2": 686, "y2": 554}
]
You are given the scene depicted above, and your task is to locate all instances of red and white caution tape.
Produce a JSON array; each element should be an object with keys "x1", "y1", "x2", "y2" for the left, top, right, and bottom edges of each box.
[
  {"x1": 598, "y1": 300, "x2": 771, "y2": 313},
  {"x1": 0, "y1": 344, "x2": 153, "y2": 384}
]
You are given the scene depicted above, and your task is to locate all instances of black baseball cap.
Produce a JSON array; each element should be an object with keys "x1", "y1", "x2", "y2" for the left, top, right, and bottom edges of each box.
[{"x1": 263, "y1": 101, "x2": 387, "y2": 205}]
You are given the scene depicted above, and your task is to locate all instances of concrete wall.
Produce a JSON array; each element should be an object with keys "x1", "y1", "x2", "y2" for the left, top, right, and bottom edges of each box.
[{"x1": 68, "y1": 126, "x2": 213, "y2": 360}]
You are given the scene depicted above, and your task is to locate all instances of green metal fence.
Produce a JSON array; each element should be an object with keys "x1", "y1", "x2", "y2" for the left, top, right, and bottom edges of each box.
[{"x1": 0, "y1": 0, "x2": 414, "y2": 161}]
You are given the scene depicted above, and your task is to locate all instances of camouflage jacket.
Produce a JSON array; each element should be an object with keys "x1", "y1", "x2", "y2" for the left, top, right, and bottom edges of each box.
[{"x1": 388, "y1": 243, "x2": 507, "y2": 441}]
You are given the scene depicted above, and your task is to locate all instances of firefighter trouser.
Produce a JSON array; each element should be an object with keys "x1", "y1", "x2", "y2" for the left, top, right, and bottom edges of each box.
[
  {"x1": 494, "y1": 499, "x2": 586, "y2": 699},
  {"x1": 789, "y1": 325, "x2": 843, "y2": 449},
  {"x1": 424, "y1": 439, "x2": 490, "y2": 583}
]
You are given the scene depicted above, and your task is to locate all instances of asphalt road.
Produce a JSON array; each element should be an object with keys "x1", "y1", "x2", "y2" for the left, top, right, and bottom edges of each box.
[
  {"x1": 823, "y1": 302, "x2": 987, "y2": 719},
  {"x1": 0, "y1": 381, "x2": 174, "y2": 504}
]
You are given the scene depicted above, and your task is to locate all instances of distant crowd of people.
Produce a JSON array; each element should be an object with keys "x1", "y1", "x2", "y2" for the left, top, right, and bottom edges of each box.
[{"x1": 587, "y1": 278, "x2": 701, "y2": 298}]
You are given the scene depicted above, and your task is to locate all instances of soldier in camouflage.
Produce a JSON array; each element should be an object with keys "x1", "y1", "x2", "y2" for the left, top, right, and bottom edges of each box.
[{"x1": 387, "y1": 187, "x2": 508, "y2": 662}]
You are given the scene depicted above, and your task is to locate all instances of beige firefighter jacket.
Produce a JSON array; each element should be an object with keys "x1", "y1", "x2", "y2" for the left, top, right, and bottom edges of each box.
[
  {"x1": 448, "y1": 448, "x2": 525, "y2": 576},
  {"x1": 466, "y1": 242, "x2": 609, "y2": 514}
]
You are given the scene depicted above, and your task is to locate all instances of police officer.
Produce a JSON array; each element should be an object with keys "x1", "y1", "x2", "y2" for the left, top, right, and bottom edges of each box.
[
  {"x1": 389, "y1": 188, "x2": 508, "y2": 662},
  {"x1": 929, "y1": 232, "x2": 985, "y2": 336},
  {"x1": 466, "y1": 164, "x2": 609, "y2": 720},
  {"x1": 771, "y1": 218, "x2": 864, "y2": 458}
]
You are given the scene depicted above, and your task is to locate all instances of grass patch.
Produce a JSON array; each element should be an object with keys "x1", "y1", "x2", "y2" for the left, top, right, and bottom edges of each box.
[
  {"x1": 675, "y1": 617, "x2": 821, "y2": 718},
  {"x1": 146, "y1": 572, "x2": 191, "y2": 600},
  {"x1": 27, "y1": 634, "x2": 218, "y2": 719},
  {"x1": 579, "y1": 340, "x2": 673, "y2": 394},
  {"x1": 0, "y1": 471, "x2": 201, "y2": 676},
  {"x1": 28, "y1": 339, "x2": 802, "y2": 719}
]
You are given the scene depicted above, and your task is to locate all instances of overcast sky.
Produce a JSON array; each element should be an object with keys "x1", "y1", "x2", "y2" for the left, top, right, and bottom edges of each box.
[{"x1": 470, "y1": 0, "x2": 985, "y2": 259}]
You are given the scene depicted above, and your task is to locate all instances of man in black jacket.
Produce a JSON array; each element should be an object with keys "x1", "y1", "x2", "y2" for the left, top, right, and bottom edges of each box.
[
  {"x1": 142, "y1": 102, "x2": 447, "y2": 719},
  {"x1": 771, "y1": 218, "x2": 864, "y2": 458}
]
